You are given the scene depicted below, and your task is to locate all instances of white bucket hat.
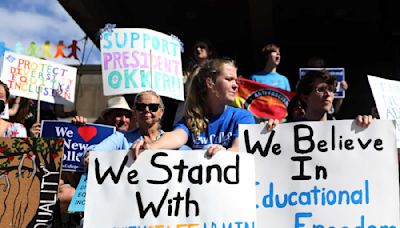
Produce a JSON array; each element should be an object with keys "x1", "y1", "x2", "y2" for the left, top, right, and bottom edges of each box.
[{"x1": 101, "y1": 96, "x2": 131, "y2": 118}]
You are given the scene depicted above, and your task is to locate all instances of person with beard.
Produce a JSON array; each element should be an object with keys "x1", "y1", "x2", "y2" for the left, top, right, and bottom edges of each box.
[
  {"x1": 0, "y1": 81, "x2": 27, "y2": 137},
  {"x1": 250, "y1": 43, "x2": 291, "y2": 91}
]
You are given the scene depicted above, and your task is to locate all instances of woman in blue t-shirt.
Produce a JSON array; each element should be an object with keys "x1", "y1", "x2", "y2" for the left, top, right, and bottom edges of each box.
[{"x1": 132, "y1": 58, "x2": 255, "y2": 158}]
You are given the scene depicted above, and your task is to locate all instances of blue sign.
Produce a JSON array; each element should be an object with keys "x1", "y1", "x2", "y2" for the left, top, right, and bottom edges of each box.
[
  {"x1": 41, "y1": 120, "x2": 115, "y2": 172},
  {"x1": 299, "y1": 68, "x2": 345, "y2": 98},
  {"x1": 68, "y1": 173, "x2": 87, "y2": 213}
]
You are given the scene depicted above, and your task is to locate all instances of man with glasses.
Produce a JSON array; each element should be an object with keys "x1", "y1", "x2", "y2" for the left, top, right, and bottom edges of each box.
[
  {"x1": 291, "y1": 70, "x2": 372, "y2": 127},
  {"x1": 295, "y1": 70, "x2": 337, "y2": 121}
]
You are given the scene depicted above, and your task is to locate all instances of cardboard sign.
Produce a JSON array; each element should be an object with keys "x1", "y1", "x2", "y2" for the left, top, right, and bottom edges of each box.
[
  {"x1": 0, "y1": 137, "x2": 63, "y2": 227},
  {"x1": 68, "y1": 173, "x2": 87, "y2": 213},
  {"x1": 0, "y1": 51, "x2": 77, "y2": 105},
  {"x1": 368, "y1": 75, "x2": 400, "y2": 147},
  {"x1": 100, "y1": 28, "x2": 184, "y2": 100},
  {"x1": 299, "y1": 68, "x2": 345, "y2": 98},
  {"x1": 40, "y1": 120, "x2": 115, "y2": 172},
  {"x1": 239, "y1": 120, "x2": 399, "y2": 227},
  {"x1": 84, "y1": 150, "x2": 256, "y2": 227}
]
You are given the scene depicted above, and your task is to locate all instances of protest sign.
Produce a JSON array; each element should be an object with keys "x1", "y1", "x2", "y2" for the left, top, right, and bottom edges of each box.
[
  {"x1": 40, "y1": 120, "x2": 115, "y2": 172},
  {"x1": 239, "y1": 120, "x2": 399, "y2": 227},
  {"x1": 0, "y1": 137, "x2": 63, "y2": 227},
  {"x1": 299, "y1": 68, "x2": 345, "y2": 98},
  {"x1": 68, "y1": 173, "x2": 87, "y2": 213},
  {"x1": 368, "y1": 75, "x2": 400, "y2": 147},
  {"x1": 84, "y1": 150, "x2": 256, "y2": 227},
  {"x1": 232, "y1": 77, "x2": 294, "y2": 122},
  {"x1": 1, "y1": 51, "x2": 77, "y2": 104},
  {"x1": 100, "y1": 28, "x2": 184, "y2": 100}
]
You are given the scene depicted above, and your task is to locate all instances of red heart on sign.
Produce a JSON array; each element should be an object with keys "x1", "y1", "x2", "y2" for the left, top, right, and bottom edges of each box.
[{"x1": 78, "y1": 126, "x2": 97, "y2": 142}]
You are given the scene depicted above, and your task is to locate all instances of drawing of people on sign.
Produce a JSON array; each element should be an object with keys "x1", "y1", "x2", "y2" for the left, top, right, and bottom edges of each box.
[
  {"x1": 67, "y1": 40, "x2": 81, "y2": 60},
  {"x1": 0, "y1": 138, "x2": 63, "y2": 227},
  {"x1": 54, "y1": 40, "x2": 66, "y2": 58}
]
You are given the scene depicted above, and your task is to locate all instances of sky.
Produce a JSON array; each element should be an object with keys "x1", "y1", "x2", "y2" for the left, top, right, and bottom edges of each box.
[{"x1": 0, "y1": 0, "x2": 101, "y2": 68}]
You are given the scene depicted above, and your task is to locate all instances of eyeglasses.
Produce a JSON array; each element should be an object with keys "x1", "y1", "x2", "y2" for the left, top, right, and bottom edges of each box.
[
  {"x1": 314, "y1": 86, "x2": 335, "y2": 94},
  {"x1": 135, "y1": 103, "x2": 160, "y2": 112}
]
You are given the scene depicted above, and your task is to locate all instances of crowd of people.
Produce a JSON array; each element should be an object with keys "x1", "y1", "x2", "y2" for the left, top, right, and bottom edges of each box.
[{"x1": 0, "y1": 41, "x2": 378, "y2": 226}]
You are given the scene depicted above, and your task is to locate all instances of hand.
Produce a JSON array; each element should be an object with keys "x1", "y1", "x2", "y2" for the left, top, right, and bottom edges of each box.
[
  {"x1": 58, "y1": 179, "x2": 75, "y2": 213},
  {"x1": 206, "y1": 144, "x2": 226, "y2": 157},
  {"x1": 29, "y1": 122, "x2": 41, "y2": 138},
  {"x1": 261, "y1": 118, "x2": 280, "y2": 132},
  {"x1": 340, "y1": 80, "x2": 348, "y2": 91},
  {"x1": 72, "y1": 115, "x2": 87, "y2": 125},
  {"x1": 130, "y1": 140, "x2": 152, "y2": 160},
  {"x1": 355, "y1": 115, "x2": 373, "y2": 128},
  {"x1": 83, "y1": 152, "x2": 90, "y2": 172},
  {"x1": 15, "y1": 96, "x2": 21, "y2": 104}
]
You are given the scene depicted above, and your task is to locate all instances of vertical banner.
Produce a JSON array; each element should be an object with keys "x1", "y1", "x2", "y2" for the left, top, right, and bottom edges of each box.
[
  {"x1": 299, "y1": 68, "x2": 345, "y2": 98},
  {"x1": 0, "y1": 51, "x2": 77, "y2": 104},
  {"x1": 368, "y1": 75, "x2": 400, "y2": 147},
  {"x1": 40, "y1": 120, "x2": 115, "y2": 172},
  {"x1": 84, "y1": 150, "x2": 256, "y2": 227},
  {"x1": 239, "y1": 120, "x2": 399, "y2": 227},
  {"x1": 0, "y1": 138, "x2": 63, "y2": 227},
  {"x1": 100, "y1": 28, "x2": 184, "y2": 100}
]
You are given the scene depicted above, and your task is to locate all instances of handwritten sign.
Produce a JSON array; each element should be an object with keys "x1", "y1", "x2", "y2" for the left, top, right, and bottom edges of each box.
[
  {"x1": 84, "y1": 150, "x2": 255, "y2": 227},
  {"x1": 0, "y1": 51, "x2": 77, "y2": 105},
  {"x1": 100, "y1": 28, "x2": 184, "y2": 100},
  {"x1": 239, "y1": 120, "x2": 399, "y2": 227},
  {"x1": 368, "y1": 75, "x2": 400, "y2": 147},
  {"x1": 299, "y1": 68, "x2": 345, "y2": 98},
  {"x1": 40, "y1": 120, "x2": 115, "y2": 172},
  {"x1": 0, "y1": 138, "x2": 63, "y2": 227}
]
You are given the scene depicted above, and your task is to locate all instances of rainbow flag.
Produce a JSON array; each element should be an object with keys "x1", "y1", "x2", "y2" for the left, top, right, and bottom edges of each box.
[{"x1": 232, "y1": 78, "x2": 295, "y2": 121}]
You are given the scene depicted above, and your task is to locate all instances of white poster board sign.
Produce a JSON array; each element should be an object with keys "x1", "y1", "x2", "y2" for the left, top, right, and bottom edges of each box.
[
  {"x1": 368, "y1": 75, "x2": 400, "y2": 147},
  {"x1": 85, "y1": 150, "x2": 256, "y2": 227},
  {"x1": 239, "y1": 120, "x2": 399, "y2": 227},
  {"x1": 0, "y1": 51, "x2": 77, "y2": 104},
  {"x1": 100, "y1": 28, "x2": 184, "y2": 100}
]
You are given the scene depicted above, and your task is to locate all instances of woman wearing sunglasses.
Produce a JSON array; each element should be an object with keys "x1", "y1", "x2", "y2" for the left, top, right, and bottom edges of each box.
[
  {"x1": 88, "y1": 90, "x2": 165, "y2": 151},
  {"x1": 132, "y1": 58, "x2": 255, "y2": 158}
]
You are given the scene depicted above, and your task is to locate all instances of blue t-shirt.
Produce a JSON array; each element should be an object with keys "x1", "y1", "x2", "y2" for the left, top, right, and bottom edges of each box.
[
  {"x1": 175, "y1": 106, "x2": 255, "y2": 149},
  {"x1": 250, "y1": 71, "x2": 291, "y2": 91},
  {"x1": 91, "y1": 129, "x2": 164, "y2": 151}
]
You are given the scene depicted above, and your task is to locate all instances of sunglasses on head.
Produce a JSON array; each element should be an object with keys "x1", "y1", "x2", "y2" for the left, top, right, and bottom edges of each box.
[{"x1": 135, "y1": 103, "x2": 160, "y2": 112}]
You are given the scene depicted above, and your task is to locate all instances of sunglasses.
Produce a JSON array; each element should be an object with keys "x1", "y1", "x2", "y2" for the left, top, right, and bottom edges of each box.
[{"x1": 135, "y1": 103, "x2": 160, "y2": 112}]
